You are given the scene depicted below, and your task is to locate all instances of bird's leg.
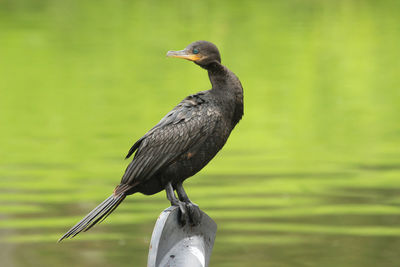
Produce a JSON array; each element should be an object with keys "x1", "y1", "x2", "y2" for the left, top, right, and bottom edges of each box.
[
  {"x1": 175, "y1": 182, "x2": 190, "y2": 202},
  {"x1": 176, "y1": 183, "x2": 202, "y2": 226},
  {"x1": 165, "y1": 182, "x2": 187, "y2": 226}
]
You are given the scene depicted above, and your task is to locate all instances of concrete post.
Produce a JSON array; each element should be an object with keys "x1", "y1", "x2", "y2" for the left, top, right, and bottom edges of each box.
[{"x1": 148, "y1": 206, "x2": 217, "y2": 267}]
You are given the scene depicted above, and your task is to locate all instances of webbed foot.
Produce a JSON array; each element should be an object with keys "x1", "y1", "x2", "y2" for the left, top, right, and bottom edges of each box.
[
  {"x1": 173, "y1": 200, "x2": 188, "y2": 226},
  {"x1": 185, "y1": 201, "x2": 202, "y2": 226}
]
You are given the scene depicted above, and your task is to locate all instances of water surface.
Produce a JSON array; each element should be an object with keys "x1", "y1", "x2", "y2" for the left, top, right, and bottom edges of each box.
[{"x1": 1, "y1": 1, "x2": 400, "y2": 266}]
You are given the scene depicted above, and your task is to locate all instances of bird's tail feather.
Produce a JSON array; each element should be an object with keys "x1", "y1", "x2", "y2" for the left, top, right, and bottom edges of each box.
[{"x1": 58, "y1": 194, "x2": 126, "y2": 242}]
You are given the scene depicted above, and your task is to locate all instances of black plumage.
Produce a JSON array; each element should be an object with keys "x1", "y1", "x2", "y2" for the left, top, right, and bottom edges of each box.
[{"x1": 59, "y1": 40, "x2": 244, "y2": 242}]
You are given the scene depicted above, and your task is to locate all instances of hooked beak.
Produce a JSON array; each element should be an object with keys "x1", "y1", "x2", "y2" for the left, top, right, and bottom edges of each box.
[{"x1": 166, "y1": 49, "x2": 201, "y2": 61}]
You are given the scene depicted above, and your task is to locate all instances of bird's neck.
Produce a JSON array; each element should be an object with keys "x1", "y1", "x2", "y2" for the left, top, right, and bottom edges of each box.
[
  {"x1": 206, "y1": 61, "x2": 244, "y2": 126},
  {"x1": 205, "y1": 61, "x2": 230, "y2": 90}
]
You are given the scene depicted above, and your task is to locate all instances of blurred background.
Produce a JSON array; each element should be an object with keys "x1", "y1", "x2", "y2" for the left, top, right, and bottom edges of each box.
[{"x1": 1, "y1": 0, "x2": 400, "y2": 266}]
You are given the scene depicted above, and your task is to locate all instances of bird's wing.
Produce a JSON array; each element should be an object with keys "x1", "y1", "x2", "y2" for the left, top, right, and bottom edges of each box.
[{"x1": 120, "y1": 92, "x2": 221, "y2": 187}]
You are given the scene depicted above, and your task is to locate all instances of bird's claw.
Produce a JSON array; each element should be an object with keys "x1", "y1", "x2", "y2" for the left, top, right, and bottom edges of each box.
[
  {"x1": 172, "y1": 201, "x2": 202, "y2": 226},
  {"x1": 185, "y1": 202, "x2": 202, "y2": 226},
  {"x1": 176, "y1": 201, "x2": 187, "y2": 226}
]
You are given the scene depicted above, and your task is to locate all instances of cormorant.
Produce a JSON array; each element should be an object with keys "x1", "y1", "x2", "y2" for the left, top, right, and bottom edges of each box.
[{"x1": 59, "y1": 40, "x2": 244, "y2": 242}]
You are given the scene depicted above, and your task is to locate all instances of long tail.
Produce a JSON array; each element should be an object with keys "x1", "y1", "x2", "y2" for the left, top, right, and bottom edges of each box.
[{"x1": 58, "y1": 193, "x2": 126, "y2": 242}]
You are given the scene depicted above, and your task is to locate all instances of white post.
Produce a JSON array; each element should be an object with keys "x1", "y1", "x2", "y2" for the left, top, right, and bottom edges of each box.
[{"x1": 148, "y1": 206, "x2": 217, "y2": 267}]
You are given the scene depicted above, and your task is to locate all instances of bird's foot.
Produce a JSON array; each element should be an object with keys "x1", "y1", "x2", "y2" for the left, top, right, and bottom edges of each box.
[
  {"x1": 172, "y1": 201, "x2": 188, "y2": 226},
  {"x1": 171, "y1": 201, "x2": 202, "y2": 226},
  {"x1": 184, "y1": 201, "x2": 202, "y2": 226}
]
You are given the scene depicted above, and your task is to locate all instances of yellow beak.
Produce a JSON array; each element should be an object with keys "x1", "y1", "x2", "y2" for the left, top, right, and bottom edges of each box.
[{"x1": 166, "y1": 50, "x2": 201, "y2": 61}]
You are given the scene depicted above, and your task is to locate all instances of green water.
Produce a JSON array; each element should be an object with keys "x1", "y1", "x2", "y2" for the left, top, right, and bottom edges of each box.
[{"x1": 1, "y1": 0, "x2": 400, "y2": 266}]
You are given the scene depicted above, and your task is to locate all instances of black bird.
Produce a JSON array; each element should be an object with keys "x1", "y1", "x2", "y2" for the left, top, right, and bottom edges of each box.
[{"x1": 59, "y1": 40, "x2": 244, "y2": 242}]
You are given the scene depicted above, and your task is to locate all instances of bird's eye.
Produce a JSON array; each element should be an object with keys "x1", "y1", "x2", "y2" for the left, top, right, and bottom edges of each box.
[{"x1": 193, "y1": 48, "x2": 199, "y2": 54}]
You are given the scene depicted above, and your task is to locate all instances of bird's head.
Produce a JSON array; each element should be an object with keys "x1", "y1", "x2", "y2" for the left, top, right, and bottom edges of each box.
[{"x1": 167, "y1": 40, "x2": 221, "y2": 67}]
